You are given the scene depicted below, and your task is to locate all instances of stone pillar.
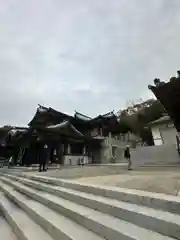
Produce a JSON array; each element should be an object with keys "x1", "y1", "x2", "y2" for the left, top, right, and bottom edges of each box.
[{"x1": 108, "y1": 132, "x2": 112, "y2": 160}]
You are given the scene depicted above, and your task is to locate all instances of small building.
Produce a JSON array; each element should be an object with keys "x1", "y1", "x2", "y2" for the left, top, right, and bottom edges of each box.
[{"x1": 149, "y1": 115, "x2": 177, "y2": 146}]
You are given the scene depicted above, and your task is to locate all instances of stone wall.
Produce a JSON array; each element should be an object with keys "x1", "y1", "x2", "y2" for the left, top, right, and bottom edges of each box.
[
  {"x1": 100, "y1": 136, "x2": 128, "y2": 163},
  {"x1": 130, "y1": 144, "x2": 180, "y2": 166}
]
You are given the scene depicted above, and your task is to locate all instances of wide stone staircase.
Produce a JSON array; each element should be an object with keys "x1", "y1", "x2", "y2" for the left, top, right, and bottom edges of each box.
[{"x1": 0, "y1": 172, "x2": 180, "y2": 240}]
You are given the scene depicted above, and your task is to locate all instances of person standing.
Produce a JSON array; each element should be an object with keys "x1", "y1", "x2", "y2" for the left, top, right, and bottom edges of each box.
[
  {"x1": 39, "y1": 144, "x2": 48, "y2": 172},
  {"x1": 124, "y1": 145, "x2": 132, "y2": 170}
]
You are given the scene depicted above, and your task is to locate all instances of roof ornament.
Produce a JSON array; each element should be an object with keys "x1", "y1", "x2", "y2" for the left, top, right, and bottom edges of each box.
[
  {"x1": 37, "y1": 104, "x2": 48, "y2": 113},
  {"x1": 148, "y1": 78, "x2": 165, "y2": 89},
  {"x1": 170, "y1": 76, "x2": 177, "y2": 82},
  {"x1": 169, "y1": 71, "x2": 180, "y2": 82},
  {"x1": 177, "y1": 70, "x2": 180, "y2": 78}
]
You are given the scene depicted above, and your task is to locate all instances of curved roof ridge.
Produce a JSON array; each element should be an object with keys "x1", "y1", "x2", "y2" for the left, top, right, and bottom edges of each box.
[
  {"x1": 101, "y1": 110, "x2": 115, "y2": 117},
  {"x1": 46, "y1": 120, "x2": 83, "y2": 137},
  {"x1": 74, "y1": 111, "x2": 92, "y2": 120},
  {"x1": 75, "y1": 111, "x2": 92, "y2": 118}
]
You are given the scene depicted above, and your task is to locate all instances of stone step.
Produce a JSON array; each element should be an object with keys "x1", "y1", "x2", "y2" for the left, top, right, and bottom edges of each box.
[
  {"x1": 0, "y1": 181, "x2": 105, "y2": 240},
  {"x1": 16, "y1": 173, "x2": 180, "y2": 214},
  {"x1": 0, "y1": 214, "x2": 18, "y2": 240},
  {"x1": 7, "y1": 175, "x2": 180, "y2": 216},
  {"x1": 10, "y1": 165, "x2": 58, "y2": 172},
  {"x1": 0, "y1": 176, "x2": 177, "y2": 240},
  {"x1": 0, "y1": 192, "x2": 53, "y2": 240},
  {"x1": 4, "y1": 173, "x2": 180, "y2": 226}
]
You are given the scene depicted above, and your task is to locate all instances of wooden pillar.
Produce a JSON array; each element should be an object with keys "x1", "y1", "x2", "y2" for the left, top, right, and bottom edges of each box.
[
  {"x1": 67, "y1": 144, "x2": 71, "y2": 154},
  {"x1": 100, "y1": 127, "x2": 103, "y2": 137},
  {"x1": 83, "y1": 146, "x2": 86, "y2": 155},
  {"x1": 67, "y1": 144, "x2": 71, "y2": 165},
  {"x1": 61, "y1": 144, "x2": 64, "y2": 154},
  {"x1": 57, "y1": 144, "x2": 63, "y2": 165}
]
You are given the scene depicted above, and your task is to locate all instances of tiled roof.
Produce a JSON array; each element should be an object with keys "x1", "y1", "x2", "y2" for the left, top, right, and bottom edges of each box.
[
  {"x1": 46, "y1": 121, "x2": 83, "y2": 137},
  {"x1": 149, "y1": 115, "x2": 171, "y2": 125}
]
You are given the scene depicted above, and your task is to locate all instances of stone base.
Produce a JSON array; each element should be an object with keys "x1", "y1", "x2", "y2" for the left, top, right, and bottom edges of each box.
[{"x1": 63, "y1": 155, "x2": 92, "y2": 165}]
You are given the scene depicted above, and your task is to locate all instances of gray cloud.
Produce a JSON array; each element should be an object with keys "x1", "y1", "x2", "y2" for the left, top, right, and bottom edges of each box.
[{"x1": 0, "y1": 0, "x2": 180, "y2": 125}]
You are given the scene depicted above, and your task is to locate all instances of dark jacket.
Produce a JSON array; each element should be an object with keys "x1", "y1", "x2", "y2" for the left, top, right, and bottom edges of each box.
[
  {"x1": 124, "y1": 148, "x2": 130, "y2": 158},
  {"x1": 42, "y1": 145, "x2": 49, "y2": 163}
]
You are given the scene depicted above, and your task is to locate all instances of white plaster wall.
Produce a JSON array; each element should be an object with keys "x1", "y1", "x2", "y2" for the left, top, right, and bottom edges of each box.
[
  {"x1": 160, "y1": 127, "x2": 176, "y2": 145},
  {"x1": 151, "y1": 126, "x2": 163, "y2": 146},
  {"x1": 100, "y1": 136, "x2": 128, "y2": 163},
  {"x1": 152, "y1": 124, "x2": 176, "y2": 146},
  {"x1": 63, "y1": 155, "x2": 92, "y2": 165}
]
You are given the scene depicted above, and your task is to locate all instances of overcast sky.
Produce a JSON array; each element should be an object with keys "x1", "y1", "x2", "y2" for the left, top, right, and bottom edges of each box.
[{"x1": 0, "y1": 0, "x2": 180, "y2": 126}]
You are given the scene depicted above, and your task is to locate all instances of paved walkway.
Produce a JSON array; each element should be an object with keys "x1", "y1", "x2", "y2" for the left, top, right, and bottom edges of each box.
[
  {"x1": 76, "y1": 171, "x2": 180, "y2": 196},
  {"x1": 11, "y1": 164, "x2": 180, "y2": 196}
]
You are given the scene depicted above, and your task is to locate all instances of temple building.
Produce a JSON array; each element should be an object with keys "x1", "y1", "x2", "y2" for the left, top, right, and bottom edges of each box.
[{"x1": 0, "y1": 105, "x2": 124, "y2": 166}]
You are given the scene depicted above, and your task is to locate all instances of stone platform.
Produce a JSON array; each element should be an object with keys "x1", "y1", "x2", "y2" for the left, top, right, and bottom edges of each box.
[{"x1": 76, "y1": 171, "x2": 180, "y2": 196}]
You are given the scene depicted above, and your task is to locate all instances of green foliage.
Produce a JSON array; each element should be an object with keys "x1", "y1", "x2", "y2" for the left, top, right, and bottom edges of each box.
[
  {"x1": 118, "y1": 99, "x2": 166, "y2": 144},
  {"x1": 118, "y1": 118, "x2": 132, "y2": 133}
]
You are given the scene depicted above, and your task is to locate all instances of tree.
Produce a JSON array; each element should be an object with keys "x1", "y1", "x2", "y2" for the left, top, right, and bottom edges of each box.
[
  {"x1": 118, "y1": 118, "x2": 132, "y2": 133},
  {"x1": 118, "y1": 99, "x2": 166, "y2": 145}
]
